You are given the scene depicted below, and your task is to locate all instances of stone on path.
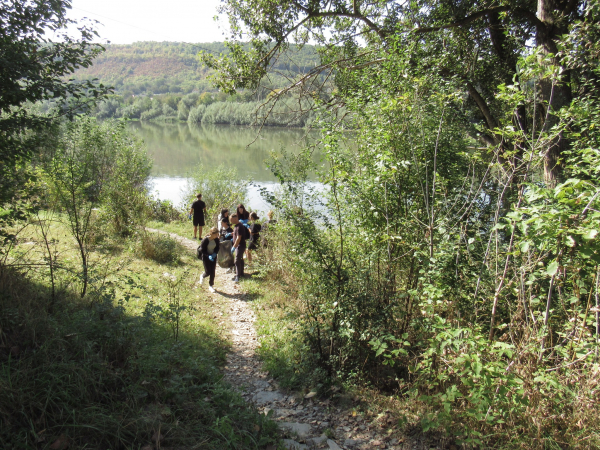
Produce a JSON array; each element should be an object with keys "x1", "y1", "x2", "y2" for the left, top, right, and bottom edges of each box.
[
  {"x1": 253, "y1": 379, "x2": 270, "y2": 389},
  {"x1": 253, "y1": 390, "x2": 285, "y2": 404},
  {"x1": 282, "y1": 439, "x2": 308, "y2": 450},
  {"x1": 279, "y1": 422, "x2": 313, "y2": 438},
  {"x1": 307, "y1": 434, "x2": 328, "y2": 446},
  {"x1": 327, "y1": 439, "x2": 343, "y2": 450},
  {"x1": 275, "y1": 408, "x2": 296, "y2": 418}
]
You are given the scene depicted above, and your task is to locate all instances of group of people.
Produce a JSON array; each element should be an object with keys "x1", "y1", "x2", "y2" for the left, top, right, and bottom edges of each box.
[{"x1": 189, "y1": 193, "x2": 276, "y2": 292}]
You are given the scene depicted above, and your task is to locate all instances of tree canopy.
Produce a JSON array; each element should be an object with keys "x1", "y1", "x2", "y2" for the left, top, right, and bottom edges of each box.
[
  {"x1": 0, "y1": 0, "x2": 110, "y2": 234},
  {"x1": 205, "y1": 0, "x2": 593, "y2": 182},
  {"x1": 201, "y1": 2, "x2": 600, "y2": 445},
  {"x1": 0, "y1": 0, "x2": 109, "y2": 203}
]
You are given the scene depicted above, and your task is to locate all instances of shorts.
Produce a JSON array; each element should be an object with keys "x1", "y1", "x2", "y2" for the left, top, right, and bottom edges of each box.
[
  {"x1": 193, "y1": 217, "x2": 205, "y2": 227},
  {"x1": 248, "y1": 239, "x2": 259, "y2": 250}
]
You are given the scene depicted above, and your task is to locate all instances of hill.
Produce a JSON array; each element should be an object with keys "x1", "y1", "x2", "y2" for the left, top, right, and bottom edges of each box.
[{"x1": 72, "y1": 42, "x2": 320, "y2": 96}]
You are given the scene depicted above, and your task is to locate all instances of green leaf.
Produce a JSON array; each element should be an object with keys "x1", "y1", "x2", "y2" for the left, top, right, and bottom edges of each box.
[
  {"x1": 582, "y1": 229, "x2": 598, "y2": 240},
  {"x1": 546, "y1": 261, "x2": 559, "y2": 276}
]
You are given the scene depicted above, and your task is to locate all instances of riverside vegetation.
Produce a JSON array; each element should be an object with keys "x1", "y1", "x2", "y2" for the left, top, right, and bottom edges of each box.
[
  {"x1": 2, "y1": 0, "x2": 600, "y2": 449},
  {"x1": 199, "y1": 0, "x2": 600, "y2": 448},
  {"x1": 0, "y1": 3, "x2": 278, "y2": 446},
  {"x1": 0, "y1": 117, "x2": 279, "y2": 449}
]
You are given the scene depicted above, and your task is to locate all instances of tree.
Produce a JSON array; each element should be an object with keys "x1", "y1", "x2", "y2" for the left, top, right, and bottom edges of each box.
[
  {"x1": 0, "y1": 0, "x2": 109, "y2": 216},
  {"x1": 205, "y1": 2, "x2": 600, "y2": 445},
  {"x1": 43, "y1": 118, "x2": 149, "y2": 297},
  {"x1": 205, "y1": 0, "x2": 589, "y2": 183},
  {"x1": 101, "y1": 123, "x2": 152, "y2": 237},
  {"x1": 184, "y1": 164, "x2": 250, "y2": 224}
]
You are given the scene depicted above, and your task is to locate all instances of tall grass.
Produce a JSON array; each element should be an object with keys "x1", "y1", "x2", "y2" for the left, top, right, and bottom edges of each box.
[
  {"x1": 138, "y1": 231, "x2": 181, "y2": 263},
  {"x1": 0, "y1": 220, "x2": 278, "y2": 449}
]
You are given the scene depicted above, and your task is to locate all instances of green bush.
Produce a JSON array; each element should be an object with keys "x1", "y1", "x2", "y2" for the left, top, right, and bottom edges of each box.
[
  {"x1": 139, "y1": 232, "x2": 180, "y2": 263},
  {"x1": 100, "y1": 122, "x2": 152, "y2": 237},
  {"x1": 147, "y1": 197, "x2": 183, "y2": 223},
  {"x1": 187, "y1": 104, "x2": 207, "y2": 123}
]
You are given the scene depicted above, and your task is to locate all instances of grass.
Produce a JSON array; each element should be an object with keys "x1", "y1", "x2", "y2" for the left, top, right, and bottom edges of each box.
[
  {"x1": 139, "y1": 231, "x2": 181, "y2": 263},
  {"x1": 147, "y1": 219, "x2": 199, "y2": 240},
  {"x1": 239, "y1": 258, "x2": 329, "y2": 395},
  {"x1": 0, "y1": 216, "x2": 279, "y2": 449}
]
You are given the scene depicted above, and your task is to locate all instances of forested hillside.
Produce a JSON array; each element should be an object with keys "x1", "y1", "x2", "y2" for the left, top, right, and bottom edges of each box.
[
  {"x1": 70, "y1": 41, "x2": 320, "y2": 126},
  {"x1": 72, "y1": 41, "x2": 320, "y2": 95}
]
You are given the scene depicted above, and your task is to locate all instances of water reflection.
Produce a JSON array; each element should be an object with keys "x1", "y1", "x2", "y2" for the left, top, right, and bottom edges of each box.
[
  {"x1": 128, "y1": 121, "x2": 320, "y2": 180},
  {"x1": 148, "y1": 178, "x2": 325, "y2": 213},
  {"x1": 131, "y1": 122, "x2": 323, "y2": 210}
]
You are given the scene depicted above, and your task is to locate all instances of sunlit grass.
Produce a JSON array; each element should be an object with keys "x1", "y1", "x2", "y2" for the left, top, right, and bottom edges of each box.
[{"x1": 147, "y1": 218, "x2": 196, "y2": 239}]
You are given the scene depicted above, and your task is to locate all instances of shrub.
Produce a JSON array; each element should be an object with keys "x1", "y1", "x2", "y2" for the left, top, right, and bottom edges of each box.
[
  {"x1": 100, "y1": 123, "x2": 152, "y2": 236},
  {"x1": 139, "y1": 232, "x2": 180, "y2": 263},
  {"x1": 147, "y1": 197, "x2": 183, "y2": 223},
  {"x1": 187, "y1": 104, "x2": 207, "y2": 123}
]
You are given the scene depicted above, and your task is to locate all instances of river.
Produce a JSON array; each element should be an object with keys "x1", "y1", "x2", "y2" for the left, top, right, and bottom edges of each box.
[{"x1": 127, "y1": 121, "x2": 322, "y2": 212}]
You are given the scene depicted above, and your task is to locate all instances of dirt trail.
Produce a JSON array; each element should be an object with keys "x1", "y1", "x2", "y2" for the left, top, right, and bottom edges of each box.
[{"x1": 148, "y1": 229, "x2": 442, "y2": 450}]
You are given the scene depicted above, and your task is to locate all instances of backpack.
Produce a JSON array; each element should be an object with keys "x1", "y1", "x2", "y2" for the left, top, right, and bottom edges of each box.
[{"x1": 241, "y1": 223, "x2": 251, "y2": 240}]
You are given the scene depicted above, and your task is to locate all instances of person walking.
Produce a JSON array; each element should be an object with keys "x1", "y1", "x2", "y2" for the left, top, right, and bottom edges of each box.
[
  {"x1": 189, "y1": 193, "x2": 207, "y2": 239},
  {"x1": 199, "y1": 227, "x2": 220, "y2": 293},
  {"x1": 230, "y1": 213, "x2": 250, "y2": 282}
]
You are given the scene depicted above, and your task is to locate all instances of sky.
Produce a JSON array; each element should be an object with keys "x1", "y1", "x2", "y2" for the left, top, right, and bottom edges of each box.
[{"x1": 66, "y1": 0, "x2": 227, "y2": 44}]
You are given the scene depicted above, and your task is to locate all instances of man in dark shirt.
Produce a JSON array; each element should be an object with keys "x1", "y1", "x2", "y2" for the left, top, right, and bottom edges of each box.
[
  {"x1": 230, "y1": 213, "x2": 250, "y2": 282},
  {"x1": 189, "y1": 193, "x2": 207, "y2": 239}
]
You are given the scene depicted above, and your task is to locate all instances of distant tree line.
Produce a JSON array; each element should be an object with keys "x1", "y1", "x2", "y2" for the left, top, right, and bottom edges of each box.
[{"x1": 90, "y1": 91, "x2": 317, "y2": 128}]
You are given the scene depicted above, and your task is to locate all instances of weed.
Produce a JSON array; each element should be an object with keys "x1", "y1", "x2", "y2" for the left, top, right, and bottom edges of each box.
[
  {"x1": 147, "y1": 196, "x2": 183, "y2": 223},
  {"x1": 138, "y1": 231, "x2": 180, "y2": 264}
]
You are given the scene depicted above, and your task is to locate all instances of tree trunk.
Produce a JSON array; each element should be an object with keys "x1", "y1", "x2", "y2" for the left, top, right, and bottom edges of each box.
[{"x1": 536, "y1": 0, "x2": 573, "y2": 185}]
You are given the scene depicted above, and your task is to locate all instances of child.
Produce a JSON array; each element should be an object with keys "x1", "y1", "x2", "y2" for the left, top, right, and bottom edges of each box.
[
  {"x1": 237, "y1": 204, "x2": 250, "y2": 221},
  {"x1": 199, "y1": 227, "x2": 220, "y2": 293},
  {"x1": 218, "y1": 208, "x2": 230, "y2": 231}
]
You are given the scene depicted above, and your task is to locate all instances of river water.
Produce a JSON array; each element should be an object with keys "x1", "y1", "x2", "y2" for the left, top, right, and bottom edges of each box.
[{"x1": 128, "y1": 121, "x2": 321, "y2": 212}]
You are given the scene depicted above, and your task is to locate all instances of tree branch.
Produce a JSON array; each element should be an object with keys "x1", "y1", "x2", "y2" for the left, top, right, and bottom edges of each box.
[
  {"x1": 290, "y1": 0, "x2": 386, "y2": 40},
  {"x1": 465, "y1": 80, "x2": 498, "y2": 133},
  {"x1": 411, "y1": 6, "x2": 544, "y2": 35}
]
